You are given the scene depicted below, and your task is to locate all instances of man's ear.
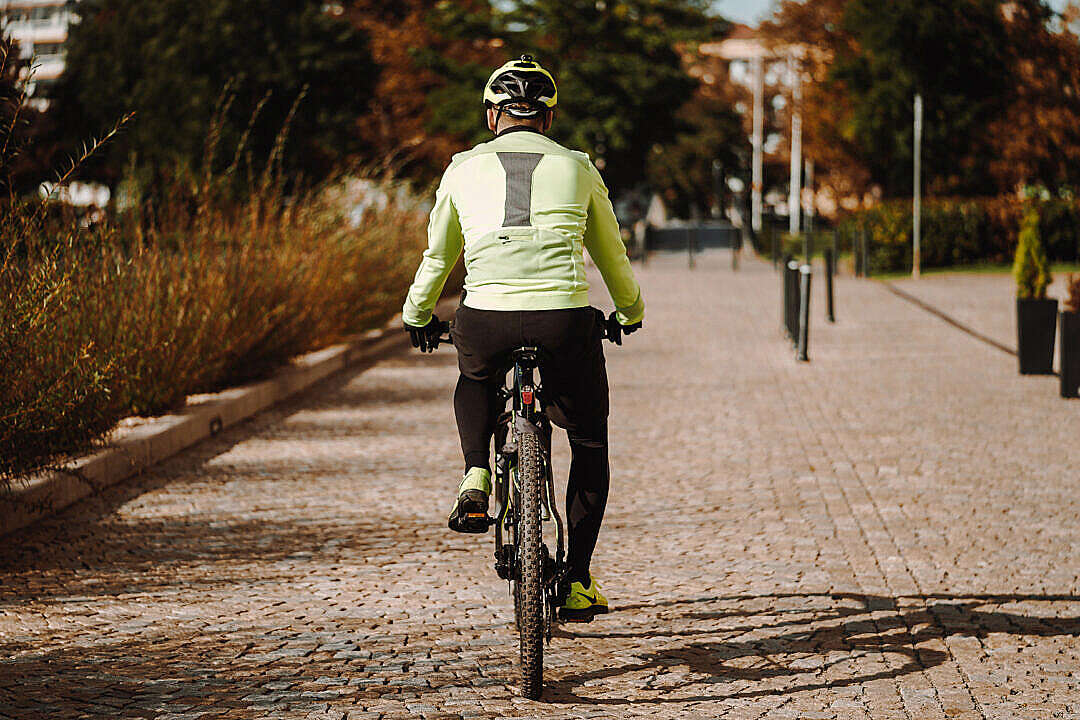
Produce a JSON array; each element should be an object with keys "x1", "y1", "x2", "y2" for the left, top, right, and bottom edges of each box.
[
  {"x1": 542, "y1": 110, "x2": 554, "y2": 132},
  {"x1": 486, "y1": 107, "x2": 498, "y2": 134}
]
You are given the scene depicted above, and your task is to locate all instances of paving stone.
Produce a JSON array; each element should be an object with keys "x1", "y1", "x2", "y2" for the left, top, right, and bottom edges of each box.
[{"x1": 1, "y1": 253, "x2": 1078, "y2": 719}]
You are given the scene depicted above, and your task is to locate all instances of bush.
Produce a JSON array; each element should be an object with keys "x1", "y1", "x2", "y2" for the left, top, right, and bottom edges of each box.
[
  {"x1": 1064, "y1": 274, "x2": 1080, "y2": 313},
  {"x1": 0, "y1": 179, "x2": 427, "y2": 488},
  {"x1": 837, "y1": 196, "x2": 1080, "y2": 274},
  {"x1": 1014, "y1": 207, "x2": 1051, "y2": 299}
]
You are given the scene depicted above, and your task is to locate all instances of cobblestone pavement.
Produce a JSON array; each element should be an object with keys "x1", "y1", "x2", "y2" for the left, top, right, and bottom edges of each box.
[{"x1": 2, "y1": 252, "x2": 1079, "y2": 719}]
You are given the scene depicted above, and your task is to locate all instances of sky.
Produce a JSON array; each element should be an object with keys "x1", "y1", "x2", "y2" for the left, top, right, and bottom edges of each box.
[{"x1": 713, "y1": 0, "x2": 1071, "y2": 26}]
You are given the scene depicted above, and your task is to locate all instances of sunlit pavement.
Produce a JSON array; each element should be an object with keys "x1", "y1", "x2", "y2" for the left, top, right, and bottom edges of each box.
[{"x1": 2, "y1": 251, "x2": 1078, "y2": 719}]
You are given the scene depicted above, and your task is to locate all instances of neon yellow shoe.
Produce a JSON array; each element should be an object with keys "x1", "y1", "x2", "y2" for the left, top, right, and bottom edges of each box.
[
  {"x1": 447, "y1": 467, "x2": 492, "y2": 534},
  {"x1": 559, "y1": 575, "x2": 609, "y2": 622}
]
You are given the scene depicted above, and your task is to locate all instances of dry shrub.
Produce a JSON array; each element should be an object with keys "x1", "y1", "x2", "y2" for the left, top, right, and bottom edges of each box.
[{"x1": 0, "y1": 178, "x2": 426, "y2": 488}]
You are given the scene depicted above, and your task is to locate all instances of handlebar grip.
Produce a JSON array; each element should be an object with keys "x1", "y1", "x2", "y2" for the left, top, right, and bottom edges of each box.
[{"x1": 435, "y1": 320, "x2": 454, "y2": 348}]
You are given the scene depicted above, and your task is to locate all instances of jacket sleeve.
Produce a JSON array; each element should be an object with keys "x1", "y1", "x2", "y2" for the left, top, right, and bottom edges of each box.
[
  {"x1": 582, "y1": 163, "x2": 644, "y2": 325},
  {"x1": 402, "y1": 171, "x2": 464, "y2": 327}
]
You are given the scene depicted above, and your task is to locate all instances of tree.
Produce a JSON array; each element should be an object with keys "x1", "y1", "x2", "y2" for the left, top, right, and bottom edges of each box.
[
  {"x1": 986, "y1": 0, "x2": 1080, "y2": 194},
  {"x1": 420, "y1": 0, "x2": 727, "y2": 195},
  {"x1": 832, "y1": 0, "x2": 1012, "y2": 197},
  {"x1": 349, "y1": 0, "x2": 503, "y2": 184},
  {"x1": 646, "y1": 72, "x2": 745, "y2": 218},
  {"x1": 51, "y1": 0, "x2": 377, "y2": 189},
  {"x1": 761, "y1": 0, "x2": 873, "y2": 203}
]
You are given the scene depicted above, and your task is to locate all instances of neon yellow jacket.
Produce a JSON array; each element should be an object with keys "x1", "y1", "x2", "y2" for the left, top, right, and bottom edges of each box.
[{"x1": 402, "y1": 128, "x2": 644, "y2": 327}]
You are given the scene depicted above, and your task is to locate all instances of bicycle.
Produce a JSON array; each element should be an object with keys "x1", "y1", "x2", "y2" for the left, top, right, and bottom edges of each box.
[{"x1": 434, "y1": 313, "x2": 617, "y2": 699}]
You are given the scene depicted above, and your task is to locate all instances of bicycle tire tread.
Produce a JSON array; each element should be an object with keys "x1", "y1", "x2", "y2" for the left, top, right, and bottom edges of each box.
[{"x1": 517, "y1": 431, "x2": 544, "y2": 699}]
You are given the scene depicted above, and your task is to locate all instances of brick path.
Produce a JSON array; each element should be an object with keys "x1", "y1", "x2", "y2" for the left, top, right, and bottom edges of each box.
[{"x1": 2, "y1": 252, "x2": 1078, "y2": 719}]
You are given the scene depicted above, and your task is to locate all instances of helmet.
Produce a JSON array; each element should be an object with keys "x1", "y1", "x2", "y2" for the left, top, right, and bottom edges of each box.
[{"x1": 483, "y1": 55, "x2": 558, "y2": 119}]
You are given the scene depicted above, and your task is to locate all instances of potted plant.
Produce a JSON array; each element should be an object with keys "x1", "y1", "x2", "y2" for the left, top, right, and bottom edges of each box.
[
  {"x1": 1059, "y1": 274, "x2": 1080, "y2": 397},
  {"x1": 1013, "y1": 207, "x2": 1057, "y2": 375}
]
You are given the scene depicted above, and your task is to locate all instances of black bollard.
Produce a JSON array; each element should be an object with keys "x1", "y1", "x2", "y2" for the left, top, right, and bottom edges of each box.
[
  {"x1": 852, "y1": 228, "x2": 861, "y2": 277},
  {"x1": 860, "y1": 227, "x2": 869, "y2": 277},
  {"x1": 782, "y1": 254, "x2": 792, "y2": 337},
  {"x1": 687, "y1": 227, "x2": 695, "y2": 269},
  {"x1": 1061, "y1": 312, "x2": 1080, "y2": 398},
  {"x1": 824, "y1": 247, "x2": 835, "y2": 323},
  {"x1": 784, "y1": 257, "x2": 800, "y2": 341},
  {"x1": 797, "y1": 264, "x2": 812, "y2": 361}
]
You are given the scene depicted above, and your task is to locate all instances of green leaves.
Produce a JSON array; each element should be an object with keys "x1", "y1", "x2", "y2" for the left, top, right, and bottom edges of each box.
[
  {"x1": 53, "y1": 0, "x2": 377, "y2": 189},
  {"x1": 421, "y1": 0, "x2": 725, "y2": 193},
  {"x1": 831, "y1": 0, "x2": 1011, "y2": 196}
]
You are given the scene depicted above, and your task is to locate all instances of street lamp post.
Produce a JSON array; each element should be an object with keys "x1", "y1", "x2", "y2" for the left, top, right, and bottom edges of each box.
[
  {"x1": 913, "y1": 93, "x2": 923, "y2": 279},
  {"x1": 788, "y1": 55, "x2": 802, "y2": 236}
]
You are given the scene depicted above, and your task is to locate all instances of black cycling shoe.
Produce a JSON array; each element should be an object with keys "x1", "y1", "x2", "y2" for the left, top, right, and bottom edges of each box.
[{"x1": 448, "y1": 489, "x2": 491, "y2": 534}]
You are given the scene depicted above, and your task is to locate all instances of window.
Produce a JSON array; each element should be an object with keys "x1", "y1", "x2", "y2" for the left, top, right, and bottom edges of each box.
[{"x1": 32, "y1": 42, "x2": 65, "y2": 58}]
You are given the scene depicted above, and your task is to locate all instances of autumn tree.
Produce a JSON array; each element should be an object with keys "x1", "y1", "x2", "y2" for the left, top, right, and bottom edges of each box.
[
  {"x1": 350, "y1": 0, "x2": 504, "y2": 184},
  {"x1": 764, "y1": 0, "x2": 1080, "y2": 201},
  {"x1": 986, "y1": 0, "x2": 1080, "y2": 193},
  {"x1": 646, "y1": 58, "x2": 745, "y2": 218}
]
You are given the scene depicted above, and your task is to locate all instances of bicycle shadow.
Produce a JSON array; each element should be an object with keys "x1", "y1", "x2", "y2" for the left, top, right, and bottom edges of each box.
[{"x1": 544, "y1": 592, "x2": 1080, "y2": 705}]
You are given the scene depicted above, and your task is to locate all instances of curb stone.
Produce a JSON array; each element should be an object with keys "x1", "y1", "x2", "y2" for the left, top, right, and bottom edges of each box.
[{"x1": 0, "y1": 300, "x2": 454, "y2": 536}]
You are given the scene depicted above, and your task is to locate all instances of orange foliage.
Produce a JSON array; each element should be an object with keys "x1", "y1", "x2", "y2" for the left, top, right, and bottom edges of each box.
[{"x1": 349, "y1": 1, "x2": 502, "y2": 182}]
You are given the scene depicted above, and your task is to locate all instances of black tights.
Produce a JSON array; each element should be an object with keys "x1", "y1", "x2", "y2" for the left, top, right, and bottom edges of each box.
[{"x1": 454, "y1": 373, "x2": 609, "y2": 586}]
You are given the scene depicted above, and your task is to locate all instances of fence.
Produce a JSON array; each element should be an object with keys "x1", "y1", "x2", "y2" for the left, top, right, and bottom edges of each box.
[{"x1": 644, "y1": 224, "x2": 743, "y2": 269}]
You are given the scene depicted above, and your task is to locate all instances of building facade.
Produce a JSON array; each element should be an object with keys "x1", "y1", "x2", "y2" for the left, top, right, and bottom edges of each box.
[{"x1": 0, "y1": 0, "x2": 79, "y2": 100}]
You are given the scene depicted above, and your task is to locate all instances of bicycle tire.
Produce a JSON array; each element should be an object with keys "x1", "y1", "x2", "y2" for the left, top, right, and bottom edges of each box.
[{"x1": 516, "y1": 430, "x2": 545, "y2": 699}]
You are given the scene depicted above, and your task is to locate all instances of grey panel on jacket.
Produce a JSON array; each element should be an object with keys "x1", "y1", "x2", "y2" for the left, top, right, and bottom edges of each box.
[{"x1": 497, "y1": 152, "x2": 543, "y2": 227}]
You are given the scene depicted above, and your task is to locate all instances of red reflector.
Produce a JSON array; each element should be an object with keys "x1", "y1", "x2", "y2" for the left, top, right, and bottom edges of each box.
[{"x1": 521, "y1": 388, "x2": 534, "y2": 405}]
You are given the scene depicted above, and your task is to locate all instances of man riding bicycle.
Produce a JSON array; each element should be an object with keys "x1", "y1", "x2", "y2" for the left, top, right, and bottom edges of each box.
[{"x1": 402, "y1": 56, "x2": 644, "y2": 622}]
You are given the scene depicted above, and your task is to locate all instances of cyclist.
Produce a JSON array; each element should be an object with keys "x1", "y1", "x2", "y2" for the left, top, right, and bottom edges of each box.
[{"x1": 402, "y1": 55, "x2": 643, "y2": 622}]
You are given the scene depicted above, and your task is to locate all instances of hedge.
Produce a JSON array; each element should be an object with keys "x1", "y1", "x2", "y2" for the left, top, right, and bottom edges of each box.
[{"x1": 836, "y1": 197, "x2": 1080, "y2": 275}]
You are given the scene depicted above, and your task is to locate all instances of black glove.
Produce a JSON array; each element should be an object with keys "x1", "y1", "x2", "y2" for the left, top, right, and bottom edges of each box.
[
  {"x1": 606, "y1": 311, "x2": 642, "y2": 346},
  {"x1": 405, "y1": 314, "x2": 442, "y2": 353}
]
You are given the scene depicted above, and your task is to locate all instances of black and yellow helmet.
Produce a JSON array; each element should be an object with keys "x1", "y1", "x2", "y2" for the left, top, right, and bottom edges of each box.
[{"x1": 483, "y1": 55, "x2": 558, "y2": 119}]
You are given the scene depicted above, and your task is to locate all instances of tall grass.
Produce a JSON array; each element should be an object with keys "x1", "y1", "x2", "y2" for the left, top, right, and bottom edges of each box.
[
  {"x1": 1, "y1": 179, "x2": 425, "y2": 488},
  {"x1": 1, "y1": 64, "x2": 427, "y2": 489}
]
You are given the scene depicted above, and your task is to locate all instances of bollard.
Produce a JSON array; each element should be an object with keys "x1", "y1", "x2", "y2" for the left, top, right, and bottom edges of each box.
[
  {"x1": 797, "y1": 264, "x2": 812, "y2": 362},
  {"x1": 771, "y1": 226, "x2": 778, "y2": 270},
  {"x1": 824, "y1": 246, "x2": 835, "y2": 323},
  {"x1": 832, "y1": 229, "x2": 838, "y2": 272},
  {"x1": 1061, "y1": 312, "x2": 1080, "y2": 398},
  {"x1": 784, "y1": 257, "x2": 800, "y2": 341},
  {"x1": 860, "y1": 227, "x2": 869, "y2": 277},
  {"x1": 852, "y1": 228, "x2": 861, "y2": 277},
  {"x1": 687, "y1": 227, "x2": 695, "y2": 269}
]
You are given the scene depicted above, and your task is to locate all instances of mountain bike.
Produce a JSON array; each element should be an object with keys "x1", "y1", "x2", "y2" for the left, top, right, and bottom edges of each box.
[{"x1": 435, "y1": 316, "x2": 614, "y2": 700}]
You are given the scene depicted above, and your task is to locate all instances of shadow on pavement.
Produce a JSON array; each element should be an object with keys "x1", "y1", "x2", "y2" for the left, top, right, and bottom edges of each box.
[
  {"x1": 0, "y1": 355, "x2": 443, "y2": 604},
  {"x1": 544, "y1": 591, "x2": 1080, "y2": 705}
]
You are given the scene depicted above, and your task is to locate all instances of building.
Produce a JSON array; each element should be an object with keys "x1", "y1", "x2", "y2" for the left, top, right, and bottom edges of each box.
[{"x1": 0, "y1": 0, "x2": 79, "y2": 102}]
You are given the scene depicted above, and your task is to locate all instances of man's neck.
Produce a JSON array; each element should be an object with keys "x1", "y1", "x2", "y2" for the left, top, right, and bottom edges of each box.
[{"x1": 496, "y1": 124, "x2": 544, "y2": 137}]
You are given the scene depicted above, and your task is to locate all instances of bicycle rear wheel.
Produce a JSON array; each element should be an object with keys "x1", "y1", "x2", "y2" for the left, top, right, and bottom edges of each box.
[{"x1": 515, "y1": 430, "x2": 544, "y2": 699}]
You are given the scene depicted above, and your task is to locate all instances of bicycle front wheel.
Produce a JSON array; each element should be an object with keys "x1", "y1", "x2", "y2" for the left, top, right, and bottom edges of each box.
[{"x1": 515, "y1": 430, "x2": 545, "y2": 699}]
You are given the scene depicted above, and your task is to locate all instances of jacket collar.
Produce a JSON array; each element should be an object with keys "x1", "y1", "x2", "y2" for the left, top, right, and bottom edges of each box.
[{"x1": 495, "y1": 125, "x2": 545, "y2": 138}]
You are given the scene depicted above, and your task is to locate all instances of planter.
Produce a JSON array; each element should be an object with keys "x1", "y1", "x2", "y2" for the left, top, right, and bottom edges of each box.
[
  {"x1": 1060, "y1": 311, "x2": 1080, "y2": 397},
  {"x1": 1016, "y1": 298, "x2": 1058, "y2": 375}
]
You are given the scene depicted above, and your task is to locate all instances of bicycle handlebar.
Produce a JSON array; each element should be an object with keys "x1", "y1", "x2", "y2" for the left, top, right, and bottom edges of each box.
[{"x1": 432, "y1": 316, "x2": 625, "y2": 349}]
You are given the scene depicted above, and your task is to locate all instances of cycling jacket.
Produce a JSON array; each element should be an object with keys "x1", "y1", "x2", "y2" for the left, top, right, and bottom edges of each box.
[{"x1": 402, "y1": 127, "x2": 644, "y2": 327}]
